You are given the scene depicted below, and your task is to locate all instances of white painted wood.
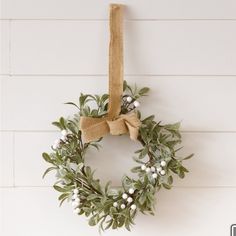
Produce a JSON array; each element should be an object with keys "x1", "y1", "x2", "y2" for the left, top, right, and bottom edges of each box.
[
  {"x1": 0, "y1": 132, "x2": 14, "y2": 186},
  {"x1": 177, "y1": 133, "x2": 236, "y2": 187},
  {"x1": 14, "y1": 132, "x2": 236, "y2": 187},
  {"x1": 10, "y1": 21, "x2": 236, "y2": 75},
  {"x1": 0, "y1": 189, "x2": 3, "y2": 236},
  {"x1": 2, "y1": 0, "x2": 236, "y2": 19},
  {"x1": 2, "y1": 76, "x2": 236, "y2": 131},
  {"x1": 1, "y1": 187, "x2": 236, "y2": 236},
  {"x1": 1, "y1": 76, "x2": 107, "y2": 131},
  {"x1": 14, "y1": 131, "x2": 60, "y2": 187},
  {"x1": 0, "y1": 21, "x2": 10, "y2": 74}
]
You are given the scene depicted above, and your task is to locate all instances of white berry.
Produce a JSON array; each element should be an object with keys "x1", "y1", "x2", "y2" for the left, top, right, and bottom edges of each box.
[
  {"x1": 73, "y1": 208, "x2": 80, "y2": 214},
  {"x1": 152, "y1": 173, "x2": 158, "y2": 179},
  {"x1": 156, "y1": 167, "x2": 162, "y2": 172},
  {"x1": 133, "y1": 101, "x2": 140, "y2": 108},
  {"x1": 126, "y1": 96, "x2": 132, "y2": 103},
  {"x1": 72, "y1": 201, "x2": 79, "y2": 207},
  {"x1": 121, "y1": 204, "x2": 126, "y2": 209},
  {"x1": 160, "y1": 161, "x2": 166, "y2": 167},
  {"x1": 113, "y1": 202, "x2": 118, "y2": 207},
  {"x1": 52, "y1": 144, "x2": 58, "y2": 149},
  {"x1": 122, "y1": 193, "x2": 128, "y2": 199},
  {"x1": 145, "y1": 167, "x2": 151, "y2": 173},
  {"x1": 127, "y1": 197, "x2": 133, "y2": 203},
  {"x1": 150, "y1": 166, "x2": 156, "y2": 172},
  {"x1": 128, "y1": 188, "x2": 135, "y2": 194},
  {"x1": 74, "y1": 198, "x2": 80, "y2": 203},
  {"x1": 73, "y1": 189, "x2": 79, "y2": 194},
  {"x1": 141, "y1": 165, "x2": 146, "y2": 171},
  {"x1": 72, "y1": 194, "x2": 77, "y2": 200},
  {"x1": 61, "y1": 130, "x2": 67, "y2": 136},
  {"x1": 54, "y1": 139, "x2": 61, "y2": 145},
  {"x1": 130, "y1": 204, "x2": 137, "y2": 210},
  {"x1": 61, "y1": 135, "x2": 67, "y2": 141},
  {"x1": 160, "y1": 170, "x2": 166, "y2": 176}
]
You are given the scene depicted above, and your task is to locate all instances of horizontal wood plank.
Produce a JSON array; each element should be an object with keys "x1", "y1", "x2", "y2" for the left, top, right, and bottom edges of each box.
[
  {"x1": 2, "y1": 0, "x2": 236, "y2": 19},
  {"x1": 0, "y1": 22, "x2": 10, "y2": 74},
  {"x1": 0, "y1": 132, "x2": 14, "y2": 186},
  {"x1": 10, "y1": 20, "x2": 236, "y2": 75},
  {"x1": 1, "y1": 76, "x2": 236, "y2": 131}
]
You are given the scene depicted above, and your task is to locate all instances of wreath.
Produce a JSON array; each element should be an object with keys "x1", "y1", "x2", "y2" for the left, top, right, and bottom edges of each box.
[{"x1": 42, "y1": 4, "x2": 193, "y2": 232}]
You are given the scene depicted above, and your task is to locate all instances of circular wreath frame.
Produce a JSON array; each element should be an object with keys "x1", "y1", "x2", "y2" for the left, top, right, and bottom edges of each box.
[{"x1": 42, "y1": 81, "x2": 193, "y2": 231}]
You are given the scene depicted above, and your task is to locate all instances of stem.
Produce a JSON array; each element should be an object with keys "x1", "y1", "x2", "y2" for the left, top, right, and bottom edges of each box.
[{"x1": 74, "y1": 177, "x2": 102, "y2": 195}]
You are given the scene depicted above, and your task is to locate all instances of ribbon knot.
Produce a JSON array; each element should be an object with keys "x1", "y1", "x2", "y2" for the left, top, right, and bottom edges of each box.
[
  {"x1": 80, "y1": 112, "x2": 141, "y2": 143},
  {"x1": 79, "y1": 4, "x2": 141, "y2": 143}
]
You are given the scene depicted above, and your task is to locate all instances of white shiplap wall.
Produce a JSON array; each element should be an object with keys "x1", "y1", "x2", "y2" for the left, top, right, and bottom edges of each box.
[{"x1": 1, "y1": 1, "x2": 236, "y2": 236}]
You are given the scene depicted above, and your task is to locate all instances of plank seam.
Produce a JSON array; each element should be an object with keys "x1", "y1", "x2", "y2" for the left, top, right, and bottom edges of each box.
[
  {"x1": 1, "y1": 186, "x2": 236, "y2": 188},
  {"x1": 2, "y1": 74, "x2": 236, "y2": 77},
  {"x1": 2, "y1": 18, "x2": 236, "y2": 21},
  {"x1": 2, "y1": 130, "x2": 236, "y2": 133}
]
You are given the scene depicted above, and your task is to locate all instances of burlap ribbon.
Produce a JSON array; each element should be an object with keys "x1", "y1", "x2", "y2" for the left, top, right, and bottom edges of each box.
[{"x1": 80, "y1": 4, "x2": 141, "y2": 143}]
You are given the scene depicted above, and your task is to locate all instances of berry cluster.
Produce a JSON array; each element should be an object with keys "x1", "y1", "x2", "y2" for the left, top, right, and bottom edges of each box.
[
  {"x1": 113, "y1": 188, "x2": 137, "y2": 211},
  {"x1": 141, "y1": 160, "x2": 167, "y2": 179},
  {"x1": 71, "y1": 188, "x2": 81, "y2": 214},
  {"x1": 126, "y1": 96, "x2": 140, "y2": 108},
  {"x1": 52, "y1": 130, "x2": 68, "y2": 149}
]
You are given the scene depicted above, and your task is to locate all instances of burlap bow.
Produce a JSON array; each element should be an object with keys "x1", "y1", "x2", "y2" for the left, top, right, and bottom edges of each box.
[
  {"x1": 80, "y1": 4, "x2": 141, "y2": 142},
  {"x1": 79, "y1": 4, "x2": 141, "y2": 143},
  {"x1": 80, "y1": 112, "x2": 141, "y2": 143}
]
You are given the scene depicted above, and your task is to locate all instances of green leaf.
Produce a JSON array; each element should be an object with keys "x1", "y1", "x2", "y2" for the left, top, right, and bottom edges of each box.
[
  {"x1": 101, "y1": 94, "x2": 109, "y2": 103},
  {"x1": 42, "y1": 166, "x2": 57, "y2": 178},
  {"x1": 183, "y1": 153, "x2": 194, "y2": 160},
  {"x1": 162, "y1": 183, "x2": 171, "y2": 190},
  {"x1": 79, "y1": 94, "x2": 89, "y2": 107},
  {"x1": 42, "y1": 153, "x2": 52, "y2": 163},
  {"x1": 180, "y1": 166, "x2": 189, "y2": 173},
  {"x1": 138, "y1": 87, "x2": 150, "y2": 96},
  {"x1": 53, "y1": 185, "x2": 67, "y2": 192},
  {"x1": 139, "y1": 193, "x2": 147, "y2": 205},
  {"x1": 64, "y1": 102, "x2": 80, "y2": 110},
  {"x1": 167, "y1": 175, "x2": 173, "y2": 185},
  {"x1": 85, "y1": 166, "x2": 92, "y2": 178},
  {"x1": 87, "y1": 194, "x2": 100, "y2": 201},
  {"x1": 137, "y1": 110, "x2": 141, "y2": 119},
  {"x1": 139, "y1": 147, "x2": 148, "y2": 159},
  {"x1": 105, "y1": 219, "x2": 113, "y2": 230},
  {"x1": 123, "y1": 80, "x2": 128, "y2": 91},
  {"x1": 58, "y1": 193, "x2": 68, "y2": 201},
  {"x1": 90, "y1": 143, "x2": 101, "y2": 150},
  {"x1": 59, "y1": 117, "x2": 66, "y2": 129},
  {"x1": 131, "y1": 166, "x2": 140, "y2": 173},
  {"x1": 165, "y1": 122, "x2": 181, "y2": 131},
  {"x1": 125, "y1": 218, "x2": 131, "y2": 231},
  {"x1": 142, "y1": 115, "x2": 155, "y2": 123},
  {"x1": 88, "y1": 216, "x2": 97, "y2": 226},
  {"x1": 91, "y1": 180, "x2": 101, "y2": 192},
  {"x1": 59, "y1": 197, "x2": 68, "y2": 207},
  {"x1": 104, "y1": 181, "x2": 111, "y2": 194},
  {"x1": 178, "y1": 171, "x2": 185, "y2": 179},
  {"x1": 112, "y1": 219, "x2": 118, "y2": 229},
  {"x1": 52, "y1": 121, "x2": 62, "y2": 129}
]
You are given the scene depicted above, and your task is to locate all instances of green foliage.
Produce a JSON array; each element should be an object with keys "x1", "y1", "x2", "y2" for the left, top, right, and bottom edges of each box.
[{"x1": 42, "y1": 81, "x2": 193, "y2": 231}]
